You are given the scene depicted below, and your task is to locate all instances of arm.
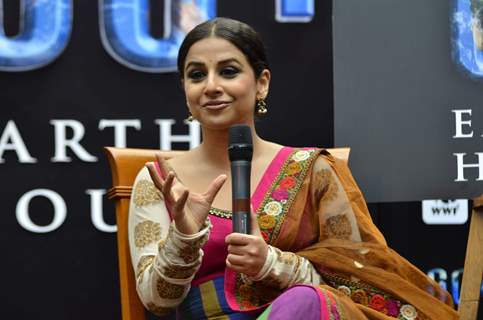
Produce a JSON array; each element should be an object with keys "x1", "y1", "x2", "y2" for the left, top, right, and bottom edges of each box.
[
  {"x1": 248, "y1": 245, "x2": 323, "y2": 289},
  {"x1": 128, "y1": 166, "x2": 210, "y2": 316}
]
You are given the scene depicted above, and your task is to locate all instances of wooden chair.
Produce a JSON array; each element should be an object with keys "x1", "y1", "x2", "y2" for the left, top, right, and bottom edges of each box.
[
  {"x1": 458, "y1": 194, "x2": 483, "y2": 320},
  {"x1": 104, "y1": 146, "x2": 350, "y2": 320}
]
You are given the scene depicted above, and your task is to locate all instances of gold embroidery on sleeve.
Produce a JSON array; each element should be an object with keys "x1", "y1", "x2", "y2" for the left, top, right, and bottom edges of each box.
[
  {"x1": 178, "y1": 235, "x2": 207, "y2": 248},
  {"x1": 157, "y1": 239, "x2": 166, "y2": 251},
  {"x1": 278, "y1": 251, "x2": 298, "y2": 265},
  {"x1": 324, "y1": 214, "x2": 352, "y2": 239},
  {"x1": 133, "y1": 179, "x2": 161, "y2": 207},
  {"x1": 146, "y1": 302, "x2": 172, "y2": 316},
  {"x1": 178, "y1": 246, "x2": 200, "y2": 264},
  {"x1": 292, "y1": 253, "x2": 302, "y2": 276},
  {"x1": 134, "y1": 221, "x2": 162, "y2": 248},
  {"x1": 313, "y1": 169, "x2": 339, "y2": 209},
  {"x1": 176, "y1": 229, "x2": 209, "y2": 264},
  {"x1": 164, "y1": 265, "x2": 196, "y2": 279},
  {"x1": 156, "y1": 278, "x2": 185, "y2": 299},
  {"x1": 136, "y1": 255, "x2": 155, "y2": 279}
]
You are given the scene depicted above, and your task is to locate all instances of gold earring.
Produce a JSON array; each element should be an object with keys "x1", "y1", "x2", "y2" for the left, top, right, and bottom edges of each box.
[
  {"x1": 256, "y1": 98, "x2": 268, "y2": 115},
  {"x1": 186, "y1": 113, "x2": 194, "y2": 122}
]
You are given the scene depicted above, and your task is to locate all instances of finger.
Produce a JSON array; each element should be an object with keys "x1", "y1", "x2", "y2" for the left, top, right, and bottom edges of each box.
[
  {"x1": 171, "y1": 190, "x2": 188, "y2": 223},
  {"x1": 227, "y1": 244, "x2": 246, "y2": 256},
  {"x1": 158, "y1": 173, "x2": 178, "y2": 206},
  {"x1": 163, "y1": 172, "x2": 175, "y2": 194},
  {"x1": 226, "y1": 254, "x2": 246, "y2": 266},
  {"x1": 226, "y1": 261, "x2": 244, "y2": 273},
  {"x1": 226, "y1": 233, "x2": 251, "y2": 246},
  {"x1": 146, "y1": 162, "x2": 164, "y2": 191},
  {"x1": 155, "y1": 153, "x2": 171, "y2": 179},
  {"x1": 172, "y1": 189, "x2": 189, "y2": 213},
  {"x1": 203, "y1": 174, "x2": 227, "y2": 204}
]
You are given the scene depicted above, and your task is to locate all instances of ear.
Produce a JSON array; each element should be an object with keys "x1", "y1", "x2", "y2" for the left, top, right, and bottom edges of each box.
[{"x1": 256, "y1": 69, "x2": 271, "y2": 99}]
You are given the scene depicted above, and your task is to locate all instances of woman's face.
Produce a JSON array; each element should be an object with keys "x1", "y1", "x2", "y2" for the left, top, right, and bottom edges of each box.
[{"x1": 183, "y1": 37, "x2": 270, "y2": 129}]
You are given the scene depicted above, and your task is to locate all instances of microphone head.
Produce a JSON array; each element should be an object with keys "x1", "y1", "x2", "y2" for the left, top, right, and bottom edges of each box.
[{"x1": 228, "y1": 125, "x2": 253, "y2": 161}]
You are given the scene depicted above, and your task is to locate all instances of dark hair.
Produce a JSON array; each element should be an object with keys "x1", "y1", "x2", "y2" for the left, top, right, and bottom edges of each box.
[{"x1": 177, "y1": 17, "x2": 270, "y2": 79}]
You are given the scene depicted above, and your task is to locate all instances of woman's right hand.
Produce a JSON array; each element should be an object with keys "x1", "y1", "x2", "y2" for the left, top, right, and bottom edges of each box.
[{"x1": 146, "y1": 153, "x2": 227, "y2": 235}]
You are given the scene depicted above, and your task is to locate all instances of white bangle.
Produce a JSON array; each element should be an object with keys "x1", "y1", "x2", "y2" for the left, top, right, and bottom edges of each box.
[
  {"x1": 249, "y1": 245, "x2": 275, "y2": 281},
  {"x1": 172, "y1": 218, "x2": 211, "y2": 240}
]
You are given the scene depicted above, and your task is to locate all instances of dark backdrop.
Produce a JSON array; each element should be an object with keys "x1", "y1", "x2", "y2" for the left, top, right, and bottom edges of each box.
[
  {"x1": 0, "y1": 1, "x2": 333, "y2": 319},
  {"x1": 0, "y1": 1, "x2": 478, "y2": 319},
  {"x1": 334, "y1": 0, "x2": 483, "y2": 202}
]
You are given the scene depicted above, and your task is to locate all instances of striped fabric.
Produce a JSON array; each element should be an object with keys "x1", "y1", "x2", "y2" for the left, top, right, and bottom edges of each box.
[
  {"x1": 177, "y1": 277, "x2": 338, "y2": 320},
  {"x1": 178, "y1": 277, "x2": 255, "y2": 319}
]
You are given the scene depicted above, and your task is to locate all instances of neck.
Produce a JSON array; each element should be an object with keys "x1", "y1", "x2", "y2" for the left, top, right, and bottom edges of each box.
[{"x1": 197, "y1": 124, "x2": 266, "y2": 170}]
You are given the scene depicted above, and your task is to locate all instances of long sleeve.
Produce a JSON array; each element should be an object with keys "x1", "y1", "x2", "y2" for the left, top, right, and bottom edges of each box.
[
  {"x1": 128, "y1": 166, "x2": 210, "y2": 316},
  {"x1": 248, "y1": 245, "x2": 323, "y2": 289}
]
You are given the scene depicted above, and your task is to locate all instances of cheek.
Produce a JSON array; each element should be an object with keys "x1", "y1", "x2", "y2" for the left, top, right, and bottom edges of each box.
[
  {"x1": 184, "y1": 84, "x2": 201, "y2": 104},
  {"x1": 230, "y1": 77, "x2": 257, "y2": 100}
]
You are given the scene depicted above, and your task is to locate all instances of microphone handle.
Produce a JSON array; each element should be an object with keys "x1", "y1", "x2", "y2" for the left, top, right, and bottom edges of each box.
[{"x1": 231, "y1": 160, "x2": 251, "y2": 234}]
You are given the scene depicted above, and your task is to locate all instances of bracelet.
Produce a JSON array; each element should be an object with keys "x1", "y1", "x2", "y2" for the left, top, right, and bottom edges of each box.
[{"x1": 249, "y1": 245, "x2": 275, "y2": 281}]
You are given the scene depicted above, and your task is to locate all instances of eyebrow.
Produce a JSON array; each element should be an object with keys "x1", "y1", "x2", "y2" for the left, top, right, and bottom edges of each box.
[
  {"x1": 185, "y1": 58, "x2": 242, "y2": 70},
  {"x1": 218, "y1": 58, "x2": 242, "y2": 66}
]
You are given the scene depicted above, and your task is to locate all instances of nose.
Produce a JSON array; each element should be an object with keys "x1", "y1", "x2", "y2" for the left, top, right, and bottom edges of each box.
[{"x1": 204, "y1": 73, "x2": 222, "y2": 97}]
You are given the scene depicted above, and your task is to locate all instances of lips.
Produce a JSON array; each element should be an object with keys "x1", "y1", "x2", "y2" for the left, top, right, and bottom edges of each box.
[{"x1": 202, "y1": 101, "x2": 231, "y2": 110}]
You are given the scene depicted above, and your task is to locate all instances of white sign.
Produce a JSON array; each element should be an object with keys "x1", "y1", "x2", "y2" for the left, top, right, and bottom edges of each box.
[{"x1": 422, "y1": 199, "x2": 468, "y2": 225}]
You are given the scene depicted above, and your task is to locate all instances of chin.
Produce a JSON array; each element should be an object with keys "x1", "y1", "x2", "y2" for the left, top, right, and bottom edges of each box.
[{"x1": 198, "y1": 115, "x2": 253, "y2": 130}]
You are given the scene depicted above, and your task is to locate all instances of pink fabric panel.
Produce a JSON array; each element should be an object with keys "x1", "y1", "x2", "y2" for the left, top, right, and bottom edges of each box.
[
  {"x1": 268, "y1": 285, "x2": 323, "y2": 320},
  {"x1": 192, "y1": 215, "x2": 232, "y2": 286},
  {"x1": 251, "y1": 147, "x2": 293, "y2": 212}
]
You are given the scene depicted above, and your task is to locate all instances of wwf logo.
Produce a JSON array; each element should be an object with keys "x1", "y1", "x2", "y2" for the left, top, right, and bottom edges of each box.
[{"x1": 422, "y1": 199, "x2": 468, "y2": 224}]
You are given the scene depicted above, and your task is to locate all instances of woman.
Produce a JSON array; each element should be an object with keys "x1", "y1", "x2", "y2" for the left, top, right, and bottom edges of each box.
[{"x1": 128, "y1": 18, "x2": 458, "y2": 319}]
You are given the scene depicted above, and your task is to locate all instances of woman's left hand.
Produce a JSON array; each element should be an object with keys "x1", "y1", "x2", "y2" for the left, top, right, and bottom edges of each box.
[{"x1": 225, "y1": 211, "x2": 268, "y2": 277}]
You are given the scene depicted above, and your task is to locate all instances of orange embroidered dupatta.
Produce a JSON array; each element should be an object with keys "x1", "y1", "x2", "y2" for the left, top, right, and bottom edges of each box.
[{"x1": 225, "y1": 148, "x2": 458, "y2": 320}]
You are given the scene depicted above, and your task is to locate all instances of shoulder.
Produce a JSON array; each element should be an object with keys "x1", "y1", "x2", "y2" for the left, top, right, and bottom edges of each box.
[
  {"x1": 282, "y1": 146, "x2": 329, "y2": 168},
  {"x1": 133, "y1": 165, "x2": 152, "y2": 184},
  {"x1": 312, "y1": 153, "x2": 333, "y2": 172},
  {"x1": 288, "y1": 148, "x2": 345, "y2": 182},
  {"x1": 291, "y1": 147, "x2": 348, "y2": 172},
  {"x1": 131, "y1": 166, "x2": 162, "y2": 208}
]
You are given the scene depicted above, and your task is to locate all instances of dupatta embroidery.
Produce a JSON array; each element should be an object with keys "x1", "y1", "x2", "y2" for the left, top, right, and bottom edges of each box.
[
  {"x1": 321, "y1": 273, "x2": 424, "y2": 320},
  {"x1": 255, "y1": 148, "x2": 320, "y2": 244}
]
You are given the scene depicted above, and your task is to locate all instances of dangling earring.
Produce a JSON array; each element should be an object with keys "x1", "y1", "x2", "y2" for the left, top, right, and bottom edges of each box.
[
  {"x1": 186, "y1": 112, "x2": 194, "y2": 122},
  {"x1": 256, "y1": 98, "x2": 268, "y2": 115}
]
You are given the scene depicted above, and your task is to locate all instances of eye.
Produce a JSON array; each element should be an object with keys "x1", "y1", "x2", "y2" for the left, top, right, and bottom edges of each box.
[
  {"x1": 220, "y1": 66, "x2": 240, "y2": 78},
  {"x1": 187, "y1": 69, "x2": 206, "y2": 81}
]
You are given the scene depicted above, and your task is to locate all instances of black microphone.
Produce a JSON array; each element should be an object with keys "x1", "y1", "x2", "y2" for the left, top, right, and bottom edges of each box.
[{"x1": 228, "y1": 125, "x2": 253, "y2": 234}]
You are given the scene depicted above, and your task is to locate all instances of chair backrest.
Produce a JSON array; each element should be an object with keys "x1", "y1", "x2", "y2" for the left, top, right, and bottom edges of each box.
[
  {"x1": 458, "y1": 194, "x2": 483, "y2": 320},
  {"x1": 104, "y1": 146, "x2": 350, "y2": 320}
]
